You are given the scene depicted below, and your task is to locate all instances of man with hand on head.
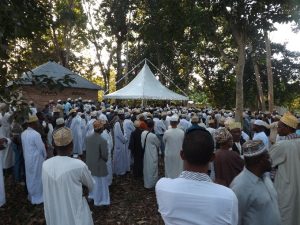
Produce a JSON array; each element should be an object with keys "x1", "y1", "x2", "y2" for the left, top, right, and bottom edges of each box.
[
  {"x1": 269, "y1": 112, "x2": 300, "y2": 225},
  {"x1": 42, "y1": 127, "x2": 94, "y2": 225},
  {"x1": 156, "y1": 127, "x2": 238, "y2": 225}
]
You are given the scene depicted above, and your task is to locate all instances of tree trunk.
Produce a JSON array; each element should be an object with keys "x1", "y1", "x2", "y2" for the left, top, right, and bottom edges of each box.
[
  {"x1": 234, "y1": 41, "x2": 246, "y2": 123},
  {"x1": 252, "y1": 59, "x2": 266, "y2": 111},
  {"x1": 265, "y1": 31, "x2": 274, "y2": 112},
  {"x1": 116, "y1": 36, "x2": 123, "y2": 90}
]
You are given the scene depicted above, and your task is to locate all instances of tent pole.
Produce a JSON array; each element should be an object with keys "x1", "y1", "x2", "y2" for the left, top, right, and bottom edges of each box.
[
  {"x1": 103, "y1": 58, "x2": 146, "y2": 95},
  {"x1": 146, "y1": 59, "x2": 188, "y2": 97}
]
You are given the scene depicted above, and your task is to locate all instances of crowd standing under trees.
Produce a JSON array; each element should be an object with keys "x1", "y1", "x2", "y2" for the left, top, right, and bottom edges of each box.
[
  {"x1": 1, "y1": 1, "x2": 300, "y2": 224},
  {"x1": 0, "y1": 1, "x2": 300, "y2": 115},
  {"x1": 0, "y1": 98, "x2": 300, "y2": 224}
]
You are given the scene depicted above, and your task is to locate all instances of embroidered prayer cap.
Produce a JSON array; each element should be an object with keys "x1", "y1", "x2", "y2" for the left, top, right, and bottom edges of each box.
[
  {"x1": 27, "y1": 115, "x2": 38, "y2": 123},
  {"x1": 208, "y1": 119, "x2": 215, "y2": 124},
  {"x1": 0, "y1": 103, "x2": 7, "y2": 111},
  {"x1": 161, "y1": 111, "x2": 167, "y2": 116},
  {"x1": 228, "y1": 122, "x2": 242, "y2": 130},
  {"x1": 91, "y1": 111, "x2": 97, "y2": 117},
  {"x1": 99, "y1": 119, "x2": 107, "y2": 125},
  {"x1": 56, "y1": 118, "x2": 65, "y2": 126},
  {"x1": 147, "y1": 112, "x2": 153, "y2": 118},
  {"x1": 69, "y1": 108, "x2": 77, "y2": 114},
  {"x1": 243, "y1": 140, "x2": 267, "y2": 158},
  {"x1": 93, "y1": 120, "x2": 104, "y2": 129},
  {"x1": 53, "y1": 107, "x2": 60, "y2": 113},
  {"x1": 118, "y1": 109, "x2": 125, "y2": 115},
  {"x1": 280, "y1": 112, "x2": 298, "y2": 129},
  {"x1": 214, "y1": 127, "x2": 233, "y2": 144},
  {"x1": 134, "y1": 120, "x2": 141, "y2": 128},
  {"x1": 53, "y1": 127, "x2": 73, "y2": 147},
  {"x1": 219, "y1": 117, "x2": 226, "y2": 125},
  {"x1": 224, "y1": 117, "x2": 235, "y2": 128},
  {"x1": 191, "y1": 116, "x2": 199, "y2": 123}
]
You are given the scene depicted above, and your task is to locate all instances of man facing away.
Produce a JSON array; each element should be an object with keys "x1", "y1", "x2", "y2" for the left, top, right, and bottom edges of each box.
[
  {"x1": 156, "y1": 127, "x2": 238, "y2": 225},
  {"x1": 163, "y1": 115, "x2": 184, "y2": 178},
  {"x1": 42, "y1": 127, "x2": 94, "y2": 225},
  {"x1": 21, "y1": 115, "x2": 47, "y2": 204},
  {"x1": 230, "y1": 140, "x2": 282, "y2": 225},
  {"x1": 86, "y1": 120, "x2": 110, "y2": 207}
]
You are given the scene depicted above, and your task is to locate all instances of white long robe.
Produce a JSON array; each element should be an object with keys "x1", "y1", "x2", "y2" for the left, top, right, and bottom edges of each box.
[
  {"x1": 0, "y1": 136, "x2": 11, "y2": 207},
  {"x1": 89, "y1": 176, "x2": 110, "y2": 206},
  {"x1": 113, "y1": 121, "x2": 128, "y2": 175},
  {"x1": 21, "y1": 127, "x2": 46, "y2": 204},
  {"x1": 42, "y1": 156, "x2": 94, "y2": 225},
  {"x1": 81, "y1": 118, "x2": 87, "y2": 151},
  {"x1": 163, "y1": 128, "x2": 184, "y2": 178},
  {"x1": 101, "y1": 130, "x2": 113, "y2": 185},
  {"x1": 70, "y1": 115, "x2": 84, "y2": 155},
  {"x1": 86, "y1": 118, "x2": 96, "y2": 137},
  {"x1": 123, "y1": 119, "x2": 135, "y2": 171},
  {"x1": 142, "y1": 131, "x2": 160, "y2": 189},
  {"x1": 0, "y1": 112, "x2": 14, "y2": 169}
]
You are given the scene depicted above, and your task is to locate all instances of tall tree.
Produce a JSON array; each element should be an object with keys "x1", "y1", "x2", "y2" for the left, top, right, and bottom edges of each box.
[
  {"x1": 100, "y1": 0, "x2": 130, "y2": 89},
  {"x1": 265, "y1": 31, "x2": 274, "y2": 112},
  {"x1": 0, "y1": 0, "x2": 50, "y2": 100}
]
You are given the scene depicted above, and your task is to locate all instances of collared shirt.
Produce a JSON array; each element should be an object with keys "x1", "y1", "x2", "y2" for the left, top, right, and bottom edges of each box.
[
  {"x1": 156, "y1": 171, "x2": 238, "y2": 225},
  {"x1": 230, "y1": 168, "x2": 282, "y2": 225}
]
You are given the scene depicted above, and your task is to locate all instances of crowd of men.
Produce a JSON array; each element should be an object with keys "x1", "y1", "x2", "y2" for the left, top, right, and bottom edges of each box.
[{"x1": 0, "y1": 97, "x2": 300, "y2": 225}]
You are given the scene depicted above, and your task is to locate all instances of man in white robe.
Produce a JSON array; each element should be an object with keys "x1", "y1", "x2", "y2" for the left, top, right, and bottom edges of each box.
[
  {"x1": 153, "y1": 113, "x2": 166, "y2": 155},
  {"x1": 253, "y1": 120, "x2": 270, "y2": 149},
  {"x1": 178, "y1": 115, "x2": 191, "y2": 132},
  {"x1": 0, "y1": 103, "x2": 14, "y2": 169},
  {"x1": 269, "y1": 112, "x2": 300, "y2": 225},
  {"x1": 86, "y1": 111, "x2": 97, "y2": 137},
  {"x1": 142, "y1": 119, "x2": 160, "y2": 189},
  {"x1": 70, "y1": 111, "x2": 84, "y2": 156},
  {"x1": 163, "y1": 115, "x2": 184, "y2": 178},
  {"x1": 123, "y1": 113, "x2": 135, "y2": 171},
  {"x1": 0, "y1": 135, "x2": 11, "y2": 207},
  {"x1": 42, "y1": 127, "x2": 94, "y2": 225},
  {"x1": 21, "y1": 115, "x2": 47, "y2": 204},
  {"x1": 101, "y1": 121, "x2": 113, "y2": 186},
  {"x1": 113, "y1": 111, "x2": 128, "y2": 175}
]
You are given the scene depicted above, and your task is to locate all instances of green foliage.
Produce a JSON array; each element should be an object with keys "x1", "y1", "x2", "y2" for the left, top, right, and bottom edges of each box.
[{"x1": 1, "y1": 0, "x2": 300, "y2": 111}]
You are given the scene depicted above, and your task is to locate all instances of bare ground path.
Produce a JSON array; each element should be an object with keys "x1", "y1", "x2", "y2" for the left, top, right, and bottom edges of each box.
[{"x1": 0, "y1": 170, "x2": 164, "y2": 225}]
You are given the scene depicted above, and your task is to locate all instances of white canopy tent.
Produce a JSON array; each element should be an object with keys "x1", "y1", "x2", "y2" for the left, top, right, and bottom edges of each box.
[{"x1": 104, "y1": 62, "x2": 188, "y2": 101}]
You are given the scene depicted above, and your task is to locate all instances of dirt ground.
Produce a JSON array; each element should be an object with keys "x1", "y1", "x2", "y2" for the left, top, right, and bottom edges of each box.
[{"x1": 0, "y1": 166, "x2": 165, "y2": 225}]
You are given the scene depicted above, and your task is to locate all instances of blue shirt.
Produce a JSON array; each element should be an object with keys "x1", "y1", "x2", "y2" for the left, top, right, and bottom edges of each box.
[{"x1": 230, "y1": 168, "x2": 282, "y2": 225}]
